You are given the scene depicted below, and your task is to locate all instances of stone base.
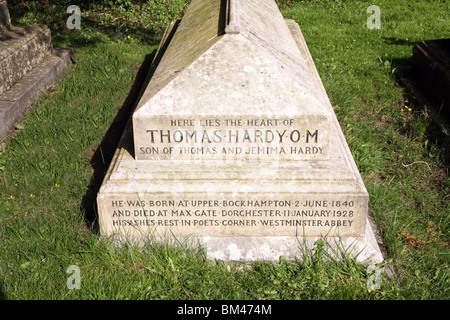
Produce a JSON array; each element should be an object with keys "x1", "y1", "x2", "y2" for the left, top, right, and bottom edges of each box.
[
  {"x1": 0, "y1": 47, "x2": 73, "y2": 138},
  {"x1": 0, "y1": 0, "x2": 73, "y2": 138},
  {"x1": 97, "y1": 115, "x2": 384, "y2": 265},
  {"x1": 109, "y1": 214, "x2": 384, "y2": 266},
  {"x1": 199, "y1": 215, "x2": 384, "y2": 265}
]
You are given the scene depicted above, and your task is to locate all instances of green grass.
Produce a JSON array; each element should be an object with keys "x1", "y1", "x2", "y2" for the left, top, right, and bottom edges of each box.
[{"x1": 1, "y1": 0, "x2": 449, "y2": 300}]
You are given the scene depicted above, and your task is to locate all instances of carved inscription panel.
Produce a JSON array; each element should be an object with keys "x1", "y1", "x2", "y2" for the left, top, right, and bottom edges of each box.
[
  {"x1": 133, "y1": 116, "x2": 330, "y2": 161},
  {"x1": 99, "y1": 193, "x2": 366, "y2": 238}
]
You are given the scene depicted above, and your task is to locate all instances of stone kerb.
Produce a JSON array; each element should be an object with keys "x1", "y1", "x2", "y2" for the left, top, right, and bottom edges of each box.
[
  {"x1": 0, "y1": 0, "x2": 73, "y2": 138},
  {"x1": 0, "y1": 0, "x2": 53, "y2": 96}
]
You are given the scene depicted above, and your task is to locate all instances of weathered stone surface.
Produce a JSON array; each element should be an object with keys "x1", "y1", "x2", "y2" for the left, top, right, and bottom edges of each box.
[
  {"x1": 97, "y1": 0, "x2": 383, "y2": 264},
  {"x1": 97, "y1": 117, "x2": 380, "y2": 264},
  {"x1": 98, "y1": 116, "x2": 368, "y2": 238},
  {"x1": 0, "y1": 24, "x2": 52, "y2": 95},
  {"x1": 111, "y1": 217, "x2": 384, "y2": 265},
  {"x1": 0, "y1": 0, "x2": 73, "y2": 138},
  {"x1": 133, "y1": 0, "x2": 332, "y2": 161},
  {"x1": 200, "y1": 215, "x2": 383, "y2": 264},
  {"x1": 0, "y1": 48, "x2": 73, "y2": 138}
]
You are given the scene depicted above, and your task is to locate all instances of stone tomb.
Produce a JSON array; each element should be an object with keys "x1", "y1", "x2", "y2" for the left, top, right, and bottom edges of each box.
[
  {"x1": 97, "y1": 0, "x2": 383, "y2": 264},
  {"x1": 0, "y1": 0, "x2": 72, "y2": 138}
]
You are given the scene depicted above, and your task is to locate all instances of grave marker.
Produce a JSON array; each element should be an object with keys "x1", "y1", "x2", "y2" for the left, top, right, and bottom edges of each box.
[{"x1": 97, "y1": 0, "x2": 383, "y2": 264}]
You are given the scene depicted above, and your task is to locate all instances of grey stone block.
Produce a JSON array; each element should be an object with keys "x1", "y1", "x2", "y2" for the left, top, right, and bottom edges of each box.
[
  {"x1": 0, "y1": 24, "x2": 53, "y2": 95},
  {"x1": 0, "y1": 48, "x2": 73, "y2": 138}
]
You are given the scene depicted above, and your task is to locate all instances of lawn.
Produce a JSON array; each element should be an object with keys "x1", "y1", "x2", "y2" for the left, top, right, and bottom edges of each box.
[{"x1": 0, "y1": 0, "x2": 448, "y2": 300}]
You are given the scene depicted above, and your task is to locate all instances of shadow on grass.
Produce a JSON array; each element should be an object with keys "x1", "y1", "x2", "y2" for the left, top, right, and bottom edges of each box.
[
  {"x1": 382, "y1": 36, "x2": 420, "y2": 47},
  {"x1": 51, "y1": 13, "x2": 166, "y2": 48},
  {"x1": 80, "y1": 50, "x2": 155, "y2": 234},
  {"x1": 80, "y1": 18, "x2": 180, "y2": 234}
]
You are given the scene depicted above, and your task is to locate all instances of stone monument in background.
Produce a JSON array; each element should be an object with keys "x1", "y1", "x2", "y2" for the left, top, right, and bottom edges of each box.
[
  {"x1": 413, "y1": 38, "x2": 450, "y2": 117},
  {"x1": 97, "y1": 0, "x2": 384, "y2": 265},
  {"x1": 0, "y1": 0, "x2": 72, "y2": 138}
]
